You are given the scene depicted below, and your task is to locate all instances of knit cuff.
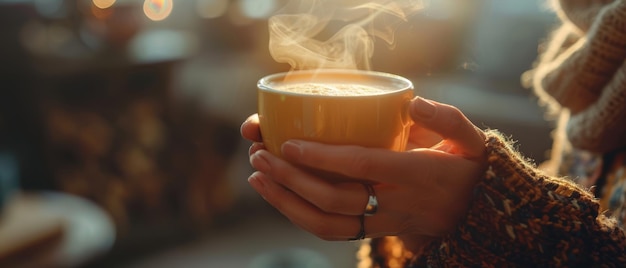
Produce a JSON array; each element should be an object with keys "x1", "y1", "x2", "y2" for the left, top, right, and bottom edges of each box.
[{"x1": 416, "y1": 130, "x2": 626, "y2": 267}]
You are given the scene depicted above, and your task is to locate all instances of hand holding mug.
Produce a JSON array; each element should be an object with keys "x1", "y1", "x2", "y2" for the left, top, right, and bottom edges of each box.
[{"x1": 241, "y1": 97, "x2": 487, "y2": 252}]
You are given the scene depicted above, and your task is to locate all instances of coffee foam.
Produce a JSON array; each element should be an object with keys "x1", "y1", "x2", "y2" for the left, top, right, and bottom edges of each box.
[{"x1": 275, "y1": 82, "x2": 389, "y2": 96}]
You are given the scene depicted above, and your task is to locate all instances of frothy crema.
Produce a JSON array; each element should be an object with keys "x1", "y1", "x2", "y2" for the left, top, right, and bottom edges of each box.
[{"x1": 276, "y1": 83, "x2": 389, "y2": 96}]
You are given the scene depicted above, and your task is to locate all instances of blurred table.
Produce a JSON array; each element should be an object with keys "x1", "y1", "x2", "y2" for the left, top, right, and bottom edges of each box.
[{"x1": 0, "y1": 192, "x2": 115, "y2": 268}]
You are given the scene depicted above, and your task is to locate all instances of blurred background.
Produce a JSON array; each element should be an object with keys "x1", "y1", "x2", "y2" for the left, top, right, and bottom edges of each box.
[{"x1": 0, "y1": 0, "x2": 558, "y2": 267}]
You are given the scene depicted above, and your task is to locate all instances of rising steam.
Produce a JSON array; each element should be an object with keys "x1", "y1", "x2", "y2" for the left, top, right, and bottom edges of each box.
[{"x1": 269, "y1": 0, "x2": 424, "y2": 71}]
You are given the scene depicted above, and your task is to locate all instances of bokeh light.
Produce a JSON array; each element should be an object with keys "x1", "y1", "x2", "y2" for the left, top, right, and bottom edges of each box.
[
  {"x1": 239, "y1": 0, "x2": 277, "y2": 19},
  {"x1": 33, "y1": 0, "x2": 66, "y2": 18},
  {"x1": 93, "y1": 0, "x2": 116, "y2": 9},
  {"x1": 197, "y1": 0, "x2": 229, "y2": 19},
  {"x1": 143, "y1": 0, "x2": 174, "y2": 21}
]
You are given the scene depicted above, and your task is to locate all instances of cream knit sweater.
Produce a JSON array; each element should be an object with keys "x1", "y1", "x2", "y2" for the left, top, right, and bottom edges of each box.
[{"x1": 532, "y1": 0, "x2": 626, "y2": 156}]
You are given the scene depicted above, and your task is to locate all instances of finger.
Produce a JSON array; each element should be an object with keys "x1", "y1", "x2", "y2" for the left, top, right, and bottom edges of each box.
[
  {"x1": 281, "y1": 140, "x2": 449, "y2": 185},
  {"x1": 240, "y1": 114, "x2": 262, "y2": 142},
  {"x1": 248, "y1": 171, "x2": 365, "y2": 241},
  {"x1": 409, "y1": 97, "x2": 485, "y2": 158},
  {"x1": 250, "y1": 149, "x2": 368, "y2": 215},
  {"x1": 249, "y1": 142, "x2": 266, "y2": 156},
  {"x1": 250, "y1": 151, "x2": 418, "y2": 237},
  {"x1": 407, "y1": 123, "x2": 442, "y2": 149}
]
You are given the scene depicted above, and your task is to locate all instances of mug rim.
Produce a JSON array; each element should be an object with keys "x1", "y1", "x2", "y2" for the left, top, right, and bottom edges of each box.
[{"x1": 257, "y1": 69, "x2": 414, "y2": 98}]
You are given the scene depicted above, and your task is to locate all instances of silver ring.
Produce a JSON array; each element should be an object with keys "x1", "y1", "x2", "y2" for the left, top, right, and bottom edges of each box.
[
  {"x1": 363, "y1": 184, "x2": 378, "y2": 216},
  {"x1": 349, "y1": 215, "x2": 366, "y2": 240}
]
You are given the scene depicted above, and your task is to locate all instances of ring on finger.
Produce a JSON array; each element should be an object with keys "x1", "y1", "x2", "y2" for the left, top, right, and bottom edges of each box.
[
  {"x1": 363, "y1": 184, "x2": 378, "y2": 216},
  {"x1": 348, "y1": 215, "x2": 366, "y2": 240}
]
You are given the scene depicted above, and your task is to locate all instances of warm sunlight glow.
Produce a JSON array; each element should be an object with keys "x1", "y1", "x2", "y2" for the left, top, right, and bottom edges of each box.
[
  {"x1": 143, "y1": 0, "x2": 173, "y2": 21},
  {"x1": 93, "y1": 0, "x2": 116, "y2": 9}
]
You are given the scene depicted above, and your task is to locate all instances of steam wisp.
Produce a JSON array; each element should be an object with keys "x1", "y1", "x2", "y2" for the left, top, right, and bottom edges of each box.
[{"x1": 269, "y1": 0, "x2": 424, "y2": 71}]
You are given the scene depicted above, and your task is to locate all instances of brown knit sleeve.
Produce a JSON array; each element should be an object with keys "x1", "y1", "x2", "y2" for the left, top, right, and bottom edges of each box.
[{"x1": 409, "y1": 130, "x2": 626, "y2": 267}]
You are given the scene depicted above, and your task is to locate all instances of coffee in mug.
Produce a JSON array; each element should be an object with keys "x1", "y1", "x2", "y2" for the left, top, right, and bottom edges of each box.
[{"x1": 257, "y1": 69, "x2": 414, "y2": 158}]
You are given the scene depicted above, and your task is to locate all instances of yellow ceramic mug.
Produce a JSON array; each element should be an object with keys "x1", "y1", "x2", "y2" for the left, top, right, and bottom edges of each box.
[{"x1": 257, "y1": 69, "x2": 414, "y2": 158}]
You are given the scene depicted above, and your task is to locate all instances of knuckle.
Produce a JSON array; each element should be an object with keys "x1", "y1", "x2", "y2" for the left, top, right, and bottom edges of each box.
[
  {"x1": 316, "y1": 192, "x2": 342, "y2": 213},
  {"x1": 441, "y1": 106, "x2": 467, "y2": 132},
  {"x1": 346, "y1": 151, "x2": 374, "y2": 179}
]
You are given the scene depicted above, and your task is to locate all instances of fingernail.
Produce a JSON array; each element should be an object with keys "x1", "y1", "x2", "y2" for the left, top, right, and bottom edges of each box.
[
  {"x1": 249, "y1": 145, "x2": 255, "y2": 156},
  {"x1": 250, "y1": 150, "x2": 271, "y2": 173},
  {"x1": 248, "y1": 172, "x2": 266, "y2": 196},
  {"x1": 281, "y1": 140, "x2": 303, "y2": 159},
  {"x1": 249, "y1": 142, "x2": 264, "y2": 156},
  {"x1": 412, "y1": 97, "x2": 436, "y2": 119}
]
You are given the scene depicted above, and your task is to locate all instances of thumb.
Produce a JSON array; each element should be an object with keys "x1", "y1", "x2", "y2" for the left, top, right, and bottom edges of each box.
[{"x1": 409, "y1": 97, "x2": 485, "y2": 158}]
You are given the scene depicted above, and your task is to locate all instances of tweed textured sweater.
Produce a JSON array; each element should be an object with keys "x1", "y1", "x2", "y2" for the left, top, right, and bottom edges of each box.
[
  {"x1": 360, "y1": 0, "x2": 626, "y2": 267},
  {"x1": 363, "y1": 131, "x2": 626, "y2": 267}
]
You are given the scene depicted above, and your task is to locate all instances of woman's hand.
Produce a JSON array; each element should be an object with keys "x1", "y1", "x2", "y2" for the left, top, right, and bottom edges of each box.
[{"x1": 241, "y1": 97, "x2": 487, "y2": 250}]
